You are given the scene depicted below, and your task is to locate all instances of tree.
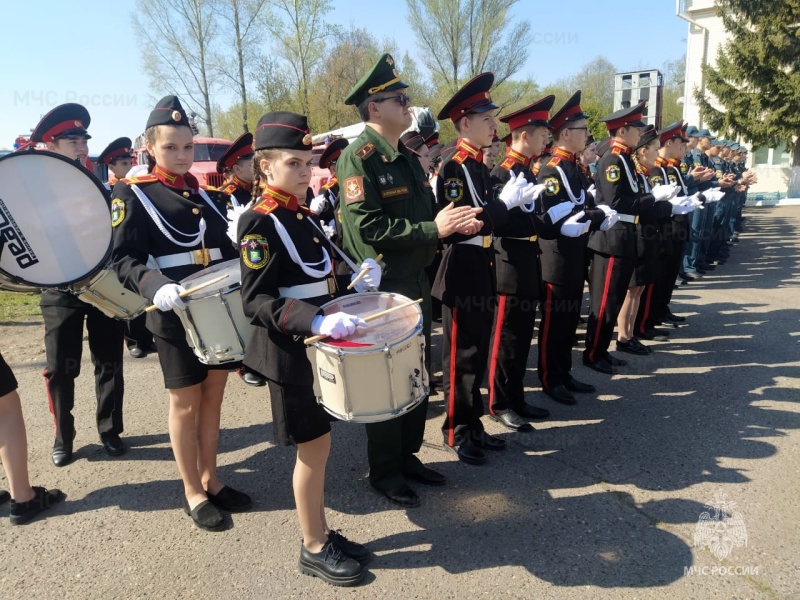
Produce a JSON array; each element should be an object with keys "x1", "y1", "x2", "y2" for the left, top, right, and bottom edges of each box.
[
  {"x1": 133, "y1": 0, "x2": 218, "y2": 135},
  {"x1": 210, "y1": 0, "x2": 269, "y2": 134},
  {"x1": 212, "y1": 100, "x2": 267, "y2": 139},
  {"x1": 697, "y1": 0, "x2": 800, "y2": 195},
  {"x1": 264, "y1": 0, "x2": 339, "y2": 115},
  {"x1": 660, "y1": 55, "x2": 686, "y2": 127},
  {"x1": 406, "y1": 0, "x2": 529, "y2": 93},
  {"x1": 254, "y1": 55, "x2": 297, "y2": 113}
]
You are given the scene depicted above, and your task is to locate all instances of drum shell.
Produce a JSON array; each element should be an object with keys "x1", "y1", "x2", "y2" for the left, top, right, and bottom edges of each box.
[{"x1": 72, "y1": 269, "x2": 148, "y2": 320}]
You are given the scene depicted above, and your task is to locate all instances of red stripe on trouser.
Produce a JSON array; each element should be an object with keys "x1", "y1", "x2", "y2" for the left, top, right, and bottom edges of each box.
[
  {"x1": 540, "y1": 284, "x2": 554, "y2": 389},
  {"x1": 639, "y1": 284, "x2": 655, "y2": 335},
  {"x1": 43, "y1": 368, "x2": 57, "y2": 435},
  {"x1": 447, "y1": 307, "x2": 459, "y2": 447},
  {"x1": 487, "y1": 294, "x2": 507, "y2": 414},
  {"x1": 589, "y1": 256, "x2": 616, "y2": 363}
]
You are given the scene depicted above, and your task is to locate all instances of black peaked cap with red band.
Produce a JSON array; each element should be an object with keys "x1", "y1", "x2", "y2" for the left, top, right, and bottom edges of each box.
[
  {"x1": 658, "y1": 120, "x2": 688, "y2": 144},
  {"x1": 254, "y1": 111, "x2": 312, "y2": 151},
  {"x1": 98, "y1": 137, "x2": 133, "y2": 164},
  {"x1": 437, "y1": 72, "x2": 498, "y2": 122},
  {"x1": 400, "y1": 131, "x2": 426, "y2": 155},
  {"x1": 31, "y1": 103, "x2": 91, "y2": 143},
  {"x1": 216, "y1": 131, "x2": 254, "y2": 173},
  {"x1": 499, "y1": 95, "x2": 555, "y2": 131},
  {"x1": 146, "y1": 95, "x2": 191, "y2": 130},
  {"x1": 319, "y1": 138, "x2": 349, "y2": 169},
  {"x1": 549, "y1": 91, "x2": 589, "y2": 132},
  {"x1": 600, "y1": 100, "x2": 647, "y2": 131}
]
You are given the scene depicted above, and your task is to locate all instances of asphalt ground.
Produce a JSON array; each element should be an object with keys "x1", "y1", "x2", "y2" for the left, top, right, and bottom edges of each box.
[{"x1": 1, "y1": 206, "x2": 799, "y2": 599}]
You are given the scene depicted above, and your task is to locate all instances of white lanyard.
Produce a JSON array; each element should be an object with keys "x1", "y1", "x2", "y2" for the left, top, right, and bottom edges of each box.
[
  {"x1": 619, "y1": 156, "x2": 639, "y2": 192},
  {"x1": 130, "y1": 184, "x2": 207, "y2": 248},
  {"x1": 554, "y1": 165, "x2": 586, "y2": 205},
  {"x1": 268, "y1": 213, "x2": 332, "y2": 278},
  {"x1": 460, "y1": 164, "x2": 486, "y2": 208}
]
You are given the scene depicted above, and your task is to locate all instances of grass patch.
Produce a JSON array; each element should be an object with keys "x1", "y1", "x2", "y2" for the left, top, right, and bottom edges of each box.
[{"x1": 0, "y1": 291, "x2": 42, "y2": 322}]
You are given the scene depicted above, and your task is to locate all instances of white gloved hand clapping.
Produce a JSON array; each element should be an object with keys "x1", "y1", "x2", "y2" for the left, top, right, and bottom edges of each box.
[
  {"x1": 703, "y1": 189, "x2": 725, "y2": 202},
  {"x1": 599, "y1": 208, "x2": 620, "y2": 231},
  {"x1": 309, "y1": 194, "x2": 327, "y2": 214},
  {"x1": 498, "y1": 171, "x2": 529, "y2": 209},
  {"x1": 153, "y1": 283, "x2": 187, "y2": 312},
  {"x1": 350, "y1": 258, "x2": 382, "y2": 292},
  {"x1": 311, "y1": 312, "x2": 367, "y2": 339},
  {"x1": 651, "y1": 184, "x2": 678, "y2": 202},
  {"x1": 560, "y1": 212, "x2": 591, "y2": 237}
]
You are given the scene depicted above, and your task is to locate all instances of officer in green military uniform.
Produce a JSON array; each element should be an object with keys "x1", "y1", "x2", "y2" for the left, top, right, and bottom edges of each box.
[{"x1": 337, "y1": 53, "x2": 482, "y2": 508}]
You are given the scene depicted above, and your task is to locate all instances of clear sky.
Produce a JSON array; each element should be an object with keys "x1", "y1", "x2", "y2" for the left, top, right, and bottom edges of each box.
[{"x1": 1, "y1": 1, "x2": 688, "y2": 152}]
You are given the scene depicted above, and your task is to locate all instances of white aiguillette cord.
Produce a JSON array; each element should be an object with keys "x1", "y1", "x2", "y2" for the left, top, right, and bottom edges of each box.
[
  {"x1": 267, "y1": 213, "x2": 332, "y2": 278},
  {"x1": 306, "y1": 215, "x2": 360, "y2": 273},
  {"x1": 130, "y1": 184, "x2": 206, "y2": 247}
]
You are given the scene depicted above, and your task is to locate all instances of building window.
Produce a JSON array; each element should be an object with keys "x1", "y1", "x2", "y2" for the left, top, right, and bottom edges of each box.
[
  {"x1": 775, "y1": 145, "x2": 791, "y2": 166},
  {"x1": 753, "y1": 147, "x2": 769, "y2": 165}
]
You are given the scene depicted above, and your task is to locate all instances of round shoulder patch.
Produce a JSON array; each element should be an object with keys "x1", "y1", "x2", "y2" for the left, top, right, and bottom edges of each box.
[
  {"x1": 241, "y1": 234, "x2": 270, "y2": 269},
  {"x1": 650, "y1": 175, "x2": 664, "y2": 185},
  {"x1": 443, "y1": 178, "x2": 464, "y2": 203},
  {"x1": 543, "y1": 176, "x2": 560, "y2": 196},
  {"x1": 111, "y1": 198, "x2": 126, "y2": 227},
  {"x1": 605, "y1": 165, "x2": 621, "y2": 183}
]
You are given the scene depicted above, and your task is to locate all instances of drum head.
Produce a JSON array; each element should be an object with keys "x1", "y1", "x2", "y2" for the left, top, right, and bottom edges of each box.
[
  {"x1": 319, "y1": 292, "x2": 421, "y2": 348},
  {"x1": 0, "y1": 151, "x2": 112, "y2": 287},
  {"x1": 180, "y1": 259, "x2": 241, "y2": 298}
]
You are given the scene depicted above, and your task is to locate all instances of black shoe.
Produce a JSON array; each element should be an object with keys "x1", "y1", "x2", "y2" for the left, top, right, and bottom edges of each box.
[
  {"x1": 206, "y1": 486, "x2": 252, "y2": 512},
  {"x1": 605, "y1": 354, "x2": 628, "y2": 367},
  {"x1": 665, "y1": 311, "x2": 686, "y2": 323},
  {"x1": 543, "y1": 384, "x2": 577, "y2": 405},
  {"x1": 679, "y1": 273, "x2": 695, "y2": 282},
  {"x1": 183, "y1": 498, "x2": 225, "y2": 531},
  {"x1": 490, "y1": 409, "x2": 533, "y2": 432},
  {"x1": 328, "y1": 530, "x2": 371, "y2": 565},
  {"x1": 299, "y1": 541, "x2": 364, "y2": 587},
  {"x1": 616, "y1": 339, "x2": 649, "y2": 356},
  {"x1": 444, "y1": 440, "x2": 487, "y2": 465},
  {"x1": 629, "y1": 338, "x2": 653, "y2": 354},
  {"x1": 10, "y1": 487, "x2": 66, "y2": 525},
  {"x1": 405, "y1": 465, "x2": 446, "y2": 486},
  {"x1": 471, "y1": 430, "x2": 507, "y2": 450},
  {"x1": 51, "y1": 448, "x2": 73, "y2": 467},
  {"x1": 381, "y1": 485, "x2": 420, "y2": 507},
  {"x1": 241, "y1": 371, "x2": 266, "y2": 387},
  {"x1": 639, "y1": 328, "x2": 669, "y2": 341},
  {"x1": 564, "y1": 375, "x2": 595, "y2": 394},
  {"x1": 582, "y1": 356, "x2": 614, "y2": 375},
  {"x1": 129, "y1": 346, "x2": 145, "y2": 358},
  {"x1": 0, "y1": 490, "x2": 10, "y2": 505},
  {"x1": 101, "y1": 434, "x2": 126, "y2": 457},
  {"x1": 515, "y1": 403, "x2": 550, "y2": 419}
]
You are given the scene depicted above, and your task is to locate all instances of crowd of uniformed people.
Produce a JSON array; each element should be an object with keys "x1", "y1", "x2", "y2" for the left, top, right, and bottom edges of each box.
[{"x1": 0, "y1": 53, "x2": 755, "y2": 586}]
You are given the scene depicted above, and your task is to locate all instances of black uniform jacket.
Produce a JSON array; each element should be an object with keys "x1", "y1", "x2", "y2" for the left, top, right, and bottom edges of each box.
[
  {"x1": 432, "y1": 139, "x2": 510, "y2": 306},
  {"x1": 490, "y1": 148, "x2": 544, "y2": 297},
  {"x1": 221, "y1": 176, "x2": 253, "y2": 208},
  {"x1": 536, "y1": 147, "x2": 605, "y2": 286},
  {"x1": 110, "y1": 168, "x2": 236, "y2": 338},
  {"x1": 588, "y1": 141, "x2": 656, "y2": 258},
  {"x1": 238, "y1": 187, "x2": 347, "y2": 385}
]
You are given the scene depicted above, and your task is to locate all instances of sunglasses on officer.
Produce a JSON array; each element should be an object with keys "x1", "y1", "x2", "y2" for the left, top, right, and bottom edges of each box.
[{"x1": 373, "y1": 93, "x2": 412, "y2": 108}]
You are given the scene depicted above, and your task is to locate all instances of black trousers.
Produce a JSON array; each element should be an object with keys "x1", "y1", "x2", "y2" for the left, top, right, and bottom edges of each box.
[
  {"x1": 487, "y1": 293, "x2": 537, "y2": 414},
  {"x1": 538, "y1": 281, "x2": 583, "y2": 389},
  {"x1": 584, "y1": 253, "x2": 633, "y2": 363},
  {"x1": 366, "y1": 274, "x2": 432, "y2": 492},
  {"x1": 124, "y1": 313, "x2": 153, "y2": 350},
  {"x1": 42, "y1": 303, "x2": 125, "y2": 449},
  {"x1": 441, "y1": 303, "x2": 493, "y2": 447}
]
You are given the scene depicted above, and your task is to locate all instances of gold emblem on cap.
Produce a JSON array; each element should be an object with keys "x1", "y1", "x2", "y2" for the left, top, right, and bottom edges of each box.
[
  {"x1": 484, "y1": 92, "x2": 490, "y2": 99},
  {"x1": 386, "y1": 56, "x2": 394, "y2": 66},
  {"x1": 74, "y1": 120, "x2": 82, "y2": 127},
  {"x1": 302, "y1": 134, "x2": 312, "y2": 145},
  {"x1": 172, "y1": 110, "x2": 182, "y2": 122},
  {"x1": 393, "y1": 69, "x2": 399, "y2": 78}
]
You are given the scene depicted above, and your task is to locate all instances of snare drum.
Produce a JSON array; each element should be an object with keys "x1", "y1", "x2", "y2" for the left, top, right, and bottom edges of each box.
[
  {"x1": 0, "y1": 151, "x2": 112, "y2": 291},
  {"x1": 176, "y1": 259, "x2": 254, "y2": 365},
  {"x1": 307, "y1": 292, "x2": 428, "y2": 423},
  {"x1": 72, "y1": 268, "x2": 148, "y2": 319}
]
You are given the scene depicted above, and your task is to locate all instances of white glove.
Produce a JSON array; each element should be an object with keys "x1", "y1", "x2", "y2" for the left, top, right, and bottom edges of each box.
[
  {"x1": 587, "y1": 183, "x2": 596, "y2": 197},
  {"x1": 153, "y1": 283, "x2": 186, "y2": 312},
  {"x1": 226, "y1": 205, "x2": 248, "y2": 244},
  {"x1": 518, "y1": 183, "x2": 545, "y2": 213},
  {"x1": 350, "y1": 258, "x2": 382, "y2": 292},
  {"x1": 703, "y1": 189, "x2": 725, "y2": 202},
  {"x1": 311, "y1": 312, "x2": 367, "y2": 340},
  {"x1": 671, "y1": 202, "x2": 695, "y2": 215},
  {"x1": 560, "y1": 212, "x2": 591, "y2": 237},
  {"x1": 595, "y1": 204, "x2": 615, "y2": 217},
  {"x1": 498, "y1": 171, "x2": 528, "y2": 209},
  {"x1": 651, "y1": 184, "x2": 678, "y2": 202},
  {"x1": 546, "y1": 201, "x2": 573, "y2": 224},
  {"x1": 599, "y1": 209, "x2": 619, "y2": 231},
  {"x1": 309, "y1": 194, "x2": 327, "y2": 214},
  {"x1": 322, "y1": 221, "x2": 336, "y2": 239}
]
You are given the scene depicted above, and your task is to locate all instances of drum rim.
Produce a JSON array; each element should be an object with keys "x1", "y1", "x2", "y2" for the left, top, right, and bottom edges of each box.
[{"x1": 0, "y1": 149, "x2": 113, "y2": 289}]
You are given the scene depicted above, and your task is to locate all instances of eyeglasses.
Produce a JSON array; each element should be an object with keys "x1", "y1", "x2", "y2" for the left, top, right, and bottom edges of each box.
[
  {"x1": 373, "y1": 93, "x2": 412, "y2": 108},
  {"x1": 567, "y1": 126, "x2": 589, "y2": 132}
]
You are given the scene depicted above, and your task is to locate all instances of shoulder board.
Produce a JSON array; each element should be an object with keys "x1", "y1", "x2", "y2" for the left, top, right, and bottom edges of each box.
[
  {"x1": 452, "y1": 150, "x2": 469, "y2": 165},
  {"x1": 200, "y1": 184, "x2": 219, "y2": 192},
  {"x1": 252, "y1": 200, "x2": 278, "y2": 216},
  {"x1": 121, "y1": 174, "x2": 158, "y2": 185},
  {"x1": 298, "y1": 206, "x2": 315, "y2": 216},
  {"x1": 499, "y1": 157, "x2": 515, "y2": 170},
  {"x1": 222, "y1": 183, "x2": 238, "y2": 195},
  {"x1": 547, "y1": 156, "x2": 561, "y2": 167},
  {"x1": 356, "y1": 142, "x2": 376, "y2": 160}
]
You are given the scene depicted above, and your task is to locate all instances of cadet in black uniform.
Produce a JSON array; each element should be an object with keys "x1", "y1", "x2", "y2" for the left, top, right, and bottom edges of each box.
[
  {"x1": 536, "y1": 92, "x2": 612, "y2": 404},
  {"x1": 31, "y1": 104, "x2": 126, "y2": 467},
  {"x1": 238, "y1": 111, "x2": 375, "y2": 586},
  {"x1": 217, "y1": 131, "x2": 255, "y2": 208},
  {"x1": 111, "y1": 96, "x2": 252, "y2": 532},
  {"x1": 584, "y1": 102, "x2": 677, "y2": 374},
  {"x1": 486, "y1": 96, "x2": 555, "y2": 431},
  {"x1": 313, "y1": 137, "x2": 349, "y2": 245},
  {"x1": 433, "y1": 73, "x2": 541, "y2": 465},
  {"x1": 1, "y1": 351, "x2": 65, "y2": 524},
  {"x1": 99, "y1": 137, "x2": 156, "y2": 360}
]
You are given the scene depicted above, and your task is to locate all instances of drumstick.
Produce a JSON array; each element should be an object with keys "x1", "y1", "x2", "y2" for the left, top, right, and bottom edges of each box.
[
  {"x1": 144, "y1": 274, "x2": 229, "y2": 313},
  {"x1": 304, "y1": 298, "x2": 422, "y2": 345},
  {"x1": 345, "y1": 253, "x2": 384, "y2": 290}
]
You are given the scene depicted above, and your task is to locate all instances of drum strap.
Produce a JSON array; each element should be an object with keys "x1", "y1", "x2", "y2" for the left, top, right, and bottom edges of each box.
[
  {"x1": 130, "y1": 184, "x2": 207, "y2": 248},
  {"x1": 267, "y1": 213, "x2": 332, "y2": 278}
]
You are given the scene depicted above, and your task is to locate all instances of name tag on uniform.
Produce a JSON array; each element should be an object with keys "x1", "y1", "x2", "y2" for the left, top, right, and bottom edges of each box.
[{"x1": 379, "y1": 186, "x2": 410, "y2": 199}]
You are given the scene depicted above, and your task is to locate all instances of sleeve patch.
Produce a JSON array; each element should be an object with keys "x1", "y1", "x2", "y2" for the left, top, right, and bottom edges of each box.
[
  {"x1": 240, "y1": 234, "x2": 270, "y2": 269},
  {"x1": 343, "y1": 176, "x2": 365, "y2": 204},
  {"x1": 443, "y1": 178, "x2": 464, "y2": 203},
  {"x1": 668, "y1": 174, "x2": 678, "y2": 185},
  {"x1": 543, "y1": 176, "x2": 560, "y2": 196},
  {"x1": 650, "y1": 175, "x2": 664, "y2": 185},
  {"x1": 605, "y1": 165, "x2": 621, "y2": 182},
  {"x1": 111, "y1": 198, "x2": 126, "y2": 227}
]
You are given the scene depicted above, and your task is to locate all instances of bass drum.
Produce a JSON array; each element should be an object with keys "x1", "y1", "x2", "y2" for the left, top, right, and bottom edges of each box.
[{"x1": 0, "y1": 150, "x2": 112, "y2": 292}]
